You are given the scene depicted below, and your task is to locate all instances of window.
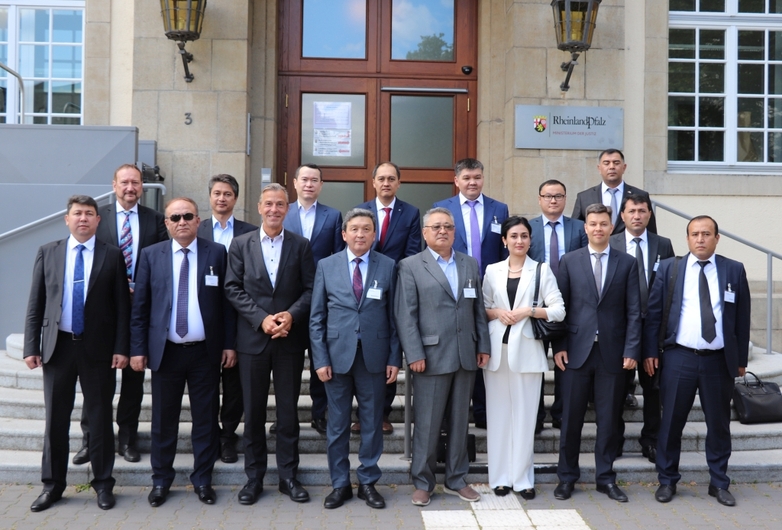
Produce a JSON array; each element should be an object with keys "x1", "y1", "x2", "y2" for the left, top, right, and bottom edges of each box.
[
  {"x1": 0, "y1": 2, "x2": 84, "y2": 125},
  {"x1": 668, "y1": 0, "x2": 782, "y2": 170}
]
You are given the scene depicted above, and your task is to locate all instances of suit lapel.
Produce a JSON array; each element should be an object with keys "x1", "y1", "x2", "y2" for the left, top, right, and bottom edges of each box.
[
  {"x1": 716, "y1": 254, "x2": 727, "y2": 306},
  {"x1": 251, "y1": 231, "x2": 273, "y2": 292},
  {"x1": 563, "y1": 217, "x2": 574, "y2": 251},
  {"x1": 647, "y1": 234, "x2": 659, "y2": 283},
  {"x1": 600, "y1": 249, "x2": 620, "y2": 303},
  {"x1": 493, "y1": 261, "x2": 511, "y2": 309},
  {"x1": 421, "y1": 250, "x2": 456, "y2": 301},
  {"x1": 580, "y1": 248, "x2": 601, "y2": 302},
  {"x1": 286, "y1": 204, "x2": 303, "y2": 236},
  {"x1": 87, "y1": 241, "x2": 107, "y2": 296},
  {"x1": 137, "y1": 207, "x2": 148, "y2": 245},
  {"x1": 481, "y1": 197, "x2": 494, "y2": 243},
  {"x1": 160, "y1": 241, "x2": 174, "y2": 308},
  {"x1": 456, "y1": 253, "x2": 468, "y2": 301},
  {"x1": 360, "y1": 251, "x2": 380, "y2": 307},
  {"x1": 196, "y1": 238, "x2": 209, "y2": 296},
  {"x1": 385, "y1": 201, "x2": 403, "y2": 242},
  {"x1": 310, "y1": 203, "x2": 328, "y2": 243},
  {"x1": 54, "y1": 239, "x2": 67, "y2": 305},
  {"x1": 274, "y1": 232, "x2": 294, "y2": 292},
  {"x1": 450, "y1": 197, "x2": 468, "y2": 250}
]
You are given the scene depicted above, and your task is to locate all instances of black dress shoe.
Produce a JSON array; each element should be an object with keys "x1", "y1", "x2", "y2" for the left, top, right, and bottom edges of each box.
[
  {"x1": 195, "y1": 485, "x2": 217, "y2": 505},
  {"x1": 269, "y1": 422, "x2": 277, "y2": 434},
  {"x1": 493, "y1": 486, "x2": 511, "y2": 497},
  {"x1": 708, "y1": 485, "x2": 736, "y2": 506},
  {"x1": 625, "y1": 393, "x2": 639, "y2": 408},
  {"x1": 474, "y1": 420, "x2": 487, "y2": 429},
  {"x1": 655, "y1": 484, "x2": 676, "y2": 503},
  {"x1": 238, "y1": 479, "x2": 263, "y2": 505},
  {"x1": 96, "y1": 489, "x2": 115, "y2": 510},
  {"x1": 279, "y1": 478, "x2": 309, "y2": 503},
  {"x1": 220, "y1": 440, "x2": 238, "y2": 463},
  {"x1": 596, "y1": 483, "x2": 628, "y2": 502},
  {"x1": 642, "y1": 444, "x2": 657, "y2": 463},
  {"x1": 311, "y1": 418, "x2": 327, "y2": 435},
  {"x1": 118, "y1": 444, "x2": 141, "y2": 463},
  {"x1": 324, "y1": 487, "x2": 353, "y2": 509},
  {"x1": 148, "y1": 486, "x2": 170, "y2": 507},
  {"x1": 72, "y1": 445, "x2": 90, "y2": 465},
  {"x1": 30, "y1": 490, "x2": 62, "y2": 512},
  {"x1": 357, "y1": 484, "x2": 385, "y2": 509},
  {"x1": 554, "y1": 482, "x2": 574, "y2": 500},
  {"x1": 519, "y1": 488, "x2": 536, "y2": 500},
  {"x1": 551, "y1": 418, "x2": 562, "y2": 429}
]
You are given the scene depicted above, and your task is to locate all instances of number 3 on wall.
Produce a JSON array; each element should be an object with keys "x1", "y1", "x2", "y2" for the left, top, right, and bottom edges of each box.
[{"x1": 184, "y1": 113, "x2": 192, "y2": 125}]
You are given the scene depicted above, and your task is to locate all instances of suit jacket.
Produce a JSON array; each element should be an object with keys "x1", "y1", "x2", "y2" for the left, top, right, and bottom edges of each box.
[
  {"x1": 394, "y1": 249, "x2": 491, "y2": 375},
  {"x1": 552, "y1": 246, "x2": 642, "y2": 373},
  {"x1": 433, "y1": 194, "x2": 509, "y2": 276},
  {"x1": 482, "y1": 257, "x2": 565, "y2": 373},
  {"x1": 528, "y1": 215, "x2": 588, "y2": 263},
  {"x1": 310, "y1": 250, "x2": 402, "y2": 374},
  {"x1": 24, "y1": 238, "x2": 130, "y2": 363},
  {"x1": 197, "y1": 217, "x2": 258, "y2": 242},
  {"x1": 225, "y1": 228, "x2": 315, "y2": 354},
  {"x1": 283, "y1": 202, "x2": 345, "y2": 264},
  {"x1": 96, "y1": 203, "x2": 168, "y2": 277},
  {"x1": 643, "y1": 254, "x2": 751, "y2": 377},
  {"x1": 130, "y1": 238, "x2": 236, "y2": 371},
  {"x1": 571, "y1": 183, "x2": 657, "y2": 235},
  {"x1": 355, "y1": 198, "x2": 421, "y2": 263},
  {"x1": 609, "y1": 231, "x2": 675, "y2": 292}
]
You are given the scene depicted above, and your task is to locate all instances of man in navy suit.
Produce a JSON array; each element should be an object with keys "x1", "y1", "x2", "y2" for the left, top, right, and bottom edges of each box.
[
  {"x1": 130, "y1": 197, "x2": 237, "y2": 507},
  {"x1": 197, "y1": 174, "x2": 258, "y2": 464},
  {"x1": 552, "y1": 203, "x2": 641, "y2": 503},
  {"x1": 571, "y1": 149, "x2": 657, "y2": 235},
  {"x1": 354, "y1": 161, "x2": 421, "y2": 435},
  {"x1": 75, "y1": 164, "x2": 168, "y2": 466},
  {"x1": 609, "y1": 194, "x2": 675, "y2": 463},
  {"x1": 434, "y1": 158, "x2": 508, "y2": 429},
  {"x1": 283, "y1": 164, "x2": 345, "y2": 435},
  {"x1": 529, "y1": 179, "x2": 588, "y2": 434},
  {"x1": 643, "y1": 216, "x2": 749, "y2": 507},
  {"x1": 310, "y1": 208, "x2": 401, "y2": 510}
]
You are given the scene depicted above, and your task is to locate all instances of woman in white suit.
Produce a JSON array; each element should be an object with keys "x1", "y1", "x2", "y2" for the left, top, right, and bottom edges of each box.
[{"x1": 482, "y1": 216, "x2": 565, "y2": 499}]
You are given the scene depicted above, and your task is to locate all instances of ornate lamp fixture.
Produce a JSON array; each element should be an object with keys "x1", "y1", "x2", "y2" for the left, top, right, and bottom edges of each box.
[
  {"x1": 551, "y1": 0, "x2": 601, "y2": 92},
  {"x1": 160, "y1": 0, "x2": 207, "y2": 83}
]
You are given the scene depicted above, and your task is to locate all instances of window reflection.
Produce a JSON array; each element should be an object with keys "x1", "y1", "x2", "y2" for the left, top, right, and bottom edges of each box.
[
  {"x1": 302, "y1": 0, "x2": 366, "y2": 59},
  {"x1": 392, "y1": 0, "x2": 454, "y2": 61}
]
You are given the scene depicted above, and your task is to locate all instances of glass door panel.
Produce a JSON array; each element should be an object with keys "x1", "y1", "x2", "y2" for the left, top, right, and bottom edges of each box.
[
  {"x1": 303, "y1": 0, "x2": 367, "y2": 59},
  {"x1": 391, "y1": 0, "x2": 454, "y2": 61},
  {"x1": 390, "y1": 95, "x2": 453, "y2": 167},
  {"x1": 301, "y1": 93, "x2": 366, "y2": 167}
]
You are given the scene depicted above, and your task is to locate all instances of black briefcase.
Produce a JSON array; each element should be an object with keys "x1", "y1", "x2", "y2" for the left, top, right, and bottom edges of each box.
[
  {"x1": 436, "y1": 432, "x2": 476, "y2": 463},
  {"x1": 733, "y1": 371, "x2": 782, "y2": 424}
]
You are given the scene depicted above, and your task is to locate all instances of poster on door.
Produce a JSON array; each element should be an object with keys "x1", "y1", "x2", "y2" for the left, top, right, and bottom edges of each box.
[{"x1": 313, "y1": 101, "x2": 352, "y2": 157}]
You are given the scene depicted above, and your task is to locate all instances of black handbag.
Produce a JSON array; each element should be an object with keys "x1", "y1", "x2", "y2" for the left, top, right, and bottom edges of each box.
[
  {"x1": 531, "y1": 262, "x2": 567, "y2": 341},
  {"x1": 733, "y1": 371, "x2": 782, "y2": 424}
]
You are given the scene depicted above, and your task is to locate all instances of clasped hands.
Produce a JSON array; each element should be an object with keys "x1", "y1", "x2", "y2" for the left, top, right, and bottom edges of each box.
[
  {"x1": 494, "y1": 307, "x2": 534, "y2": 326},
  {"x1": 262, "y1": 311, "x2": 293, "y2": 339}
]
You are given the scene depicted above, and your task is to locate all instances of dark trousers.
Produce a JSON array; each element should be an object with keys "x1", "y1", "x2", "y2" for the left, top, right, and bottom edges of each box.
[
  {"x1": 150, "y1": 341, "x2": 220, "y2": 488},
  {"x1": 80, "y1": 365, "x2": 144, "y2": 448},
  {"x1": 471, "y1": 369, "x2": 486, "y2": 424},
  {"x1": 219, "y1": 364, "x2": 243, "y2": 444},
  {"x1": 656, "y1": 346, "x2": 733, "y2": 489},
  {"x1": 354, "y1": 374, "x2": 396, "y2": 422},
  {"x1": 239, "y1": 343, "x2": 305, "y2": 481},
  {"x1": 618, "y1": 365, "x2": 661, "y2": 448},
  {"x1": 536, "y1": 341, "x2": 563, "y2": 425},
  {"x1": 43, "y1": 332, "x2": 116, "y2": 493},
  {"x1": 557, "y1": 343, "x2": 625, "y2": 485},
  {"x1": 326, "y1": 345, "x2": 386, "y2": 487},
  {"x1": 308, "y1": 349, "x2": 328, "y2": 420}
]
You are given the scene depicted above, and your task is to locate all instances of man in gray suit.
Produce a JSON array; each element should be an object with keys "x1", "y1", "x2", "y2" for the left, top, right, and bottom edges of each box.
[
  {"x1": 310, "y1": 208, "x2": 402, "y2": 510},
  {"x1": 395, "y1": 207, "x2": 491, "y2": 507}
]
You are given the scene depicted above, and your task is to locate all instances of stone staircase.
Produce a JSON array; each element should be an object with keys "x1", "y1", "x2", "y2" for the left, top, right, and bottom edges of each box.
[{"x1": 3, "y1": 333, "x2": 782, "y2": 487}]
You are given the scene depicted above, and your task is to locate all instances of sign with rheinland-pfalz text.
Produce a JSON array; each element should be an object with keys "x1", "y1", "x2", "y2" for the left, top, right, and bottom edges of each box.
[{"x1": 515, "y1": 105, "x2": 623, "y2": 150}]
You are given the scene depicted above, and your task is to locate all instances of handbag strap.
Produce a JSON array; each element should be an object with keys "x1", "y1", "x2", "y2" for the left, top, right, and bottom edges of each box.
[
  {"x1": 658, "y1": 256, "x2": 682, "y2": 353},
  {"x1": 743, "y1": 371, "x2": 762, "y2": 387},
  {"x1": 533, "y1": 262, "x2": 542, "y2": 308}
]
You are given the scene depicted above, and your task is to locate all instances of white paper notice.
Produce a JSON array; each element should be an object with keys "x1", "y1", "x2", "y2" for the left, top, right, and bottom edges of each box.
[{"x1": 313, "y1": 102, "x2": 352, "y2": 157}]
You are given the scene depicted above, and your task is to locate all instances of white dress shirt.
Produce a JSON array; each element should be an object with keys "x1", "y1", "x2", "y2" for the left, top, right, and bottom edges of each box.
[
  {"x1": 59, "y1": 235, "x2": 95, "y2": 333},
  {"x1": 625, "y1": 229, "x2": 649, "y2": 282},
  {"x1": 460, "y1": 193, "x2": 484, "y2": 257},
  {"x1": 115, "y1": 201, "x2": 139, "y2": 279},
  {"x1": 168, "y1": 239, "x2": 206, "y2": 343},
  {"x1": 346, "y1": 248, "x2": 369, "y2": 290},
  {"x1": 375, "y1": 197, "x2": 396, "y2": 241},
  {"x1": 588, "y1": 244, "x2": 609, "y2": 291},
  {"x1": 676, "y1": 253, "x2": 724, "y2": 349},
  {"x1": 260, "y1": 226, "x2": 284, "y2": 288},
  {"x1": 542, "y1": 214, "x2": 566, "y2": 264},
  {"x1": 428, "y1": 247, "x2": 458, "y2": 299},
  {"x1": 601, "y1": 181, "x2": 625, "y2": 209},
  {"x1": 212, "y1": 215, "x2": 235, "y2": 250},
  {"x1": 298, "y1": 201, "x2": 317, "y2": 240}
]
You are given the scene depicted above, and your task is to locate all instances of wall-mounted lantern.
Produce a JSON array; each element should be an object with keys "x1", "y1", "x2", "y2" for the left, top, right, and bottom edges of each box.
[
  {"x1": 160, "y1": 0, "x2": 207, "y2": 83},
  {"x1": 551, "y1": 0, "x2": 601, "y2": 92}
]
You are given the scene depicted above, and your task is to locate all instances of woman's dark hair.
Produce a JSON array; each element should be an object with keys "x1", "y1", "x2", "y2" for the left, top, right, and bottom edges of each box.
[{"x1": 501, "y1": 215, "x2": 531, "y2": 239}]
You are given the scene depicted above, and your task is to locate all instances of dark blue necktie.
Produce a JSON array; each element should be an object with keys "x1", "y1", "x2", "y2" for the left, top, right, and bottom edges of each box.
[{"x1": 72, "y1": 244, "x2": 85, "y2": 336}]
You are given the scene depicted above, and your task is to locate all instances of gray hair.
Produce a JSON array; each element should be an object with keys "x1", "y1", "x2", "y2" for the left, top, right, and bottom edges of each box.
[
  {"x1": 423, "y1": 207, "x2": 454, "y2": 227},
  {"x1": 342, "y1": 208, "x2": 377, "y2": 231},
  {"x1": 258, "y1": 183, "x2": 289, "y2": 202}
]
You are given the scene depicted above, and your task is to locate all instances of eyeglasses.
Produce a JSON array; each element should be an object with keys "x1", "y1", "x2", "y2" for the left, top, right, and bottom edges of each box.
[
  {"x1": 539, "y1": 194, "x2": 566, "y2": 202},
  {"x1": 424, "y1": 224, "x2": 456, "y2": 232},
  {"x1": 167, "y1": 213, "x2": 196, "y2": 222}
]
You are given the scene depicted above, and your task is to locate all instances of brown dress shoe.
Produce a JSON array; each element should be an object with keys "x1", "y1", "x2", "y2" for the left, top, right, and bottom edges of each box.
[{"x1": 350, "y1": 422, "x2": 361, "y2": 434}]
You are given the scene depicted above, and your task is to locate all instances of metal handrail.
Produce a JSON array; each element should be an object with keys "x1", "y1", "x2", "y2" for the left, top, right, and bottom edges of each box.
[
  {"x1": 653, "y1": 200, "x2": 781, "y2": 354},
  {"x1": 0, "y1": 183, "x2": 167, "y2": 243},
  {"x1": 0, "y1": 61, "x2": 26, "y2": 124}
]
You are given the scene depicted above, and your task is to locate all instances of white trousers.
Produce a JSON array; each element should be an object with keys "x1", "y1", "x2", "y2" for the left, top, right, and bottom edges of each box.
[{"x1": 485, "y1": 344, "x2": 542, "y2": 491}]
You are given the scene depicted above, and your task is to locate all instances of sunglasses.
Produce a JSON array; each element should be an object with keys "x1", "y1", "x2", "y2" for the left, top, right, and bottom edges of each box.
[{"x1": 167, "y1": 213, "x2": 196, "y2": 222}]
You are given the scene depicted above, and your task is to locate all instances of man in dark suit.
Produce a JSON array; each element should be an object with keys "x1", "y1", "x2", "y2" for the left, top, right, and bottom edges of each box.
[
  {"x1": 353, "y1": 161, "x2": 421, "y2": 435},
  {"x1": 643, "y1": 215, "x2": 750, "y2": 507},
  {"x1": 552, "y1": 203, "x2": 641, "y2": 503},
  {"x1": 24, "y1": 195, "x2": 130, "y2": 512},
  {"x1": 609, "y1": 194, "x2": 675, "y2": 463},
  {"x1": 433, "y1": 158, "x2": 508, "y2": 429},
  {"x1": 226, "y1": 183, "x2": 316, "y2": 505},
  {"x1": 571, "y1": 149, "x2": 657, "y2": 235},
  {"x1": 197, "y1": 174, "x2": 258, "y2": 464},
  {"x1": 394, "y1": 207, "x2": 491, "y2": 507},
  {"x1": 130, "y1": 197, "x2": 236, "y2": 507},
  {"x1": 75, "y1": 163, "x2": 168, "y2": 466},
  {"x1": 283, "y1": 163, "x2": 344, "y2": 436},
  {"x1": 310, "y1": 208, "x2": 402, "y2": 510},
  {"x1": 529, "y1": 179, "x2": 588, "y2": 434}
]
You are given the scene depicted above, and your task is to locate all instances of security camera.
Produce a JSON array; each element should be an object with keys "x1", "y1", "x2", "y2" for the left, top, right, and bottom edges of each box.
[{"x1": 461, "y1": 65, "x2": 473, "y2": 75}]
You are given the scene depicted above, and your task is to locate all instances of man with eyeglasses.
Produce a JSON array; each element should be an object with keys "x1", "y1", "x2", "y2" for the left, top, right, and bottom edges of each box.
[
  {"x1": 395, "y1": 207, "x2": 490, "y2": 507},
  {"x1": 528, "y1": 179, "x2": 588, "y2": 435},
  {"x1": 283, "y1": 164, "x2": 345, "y2": 436}
]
